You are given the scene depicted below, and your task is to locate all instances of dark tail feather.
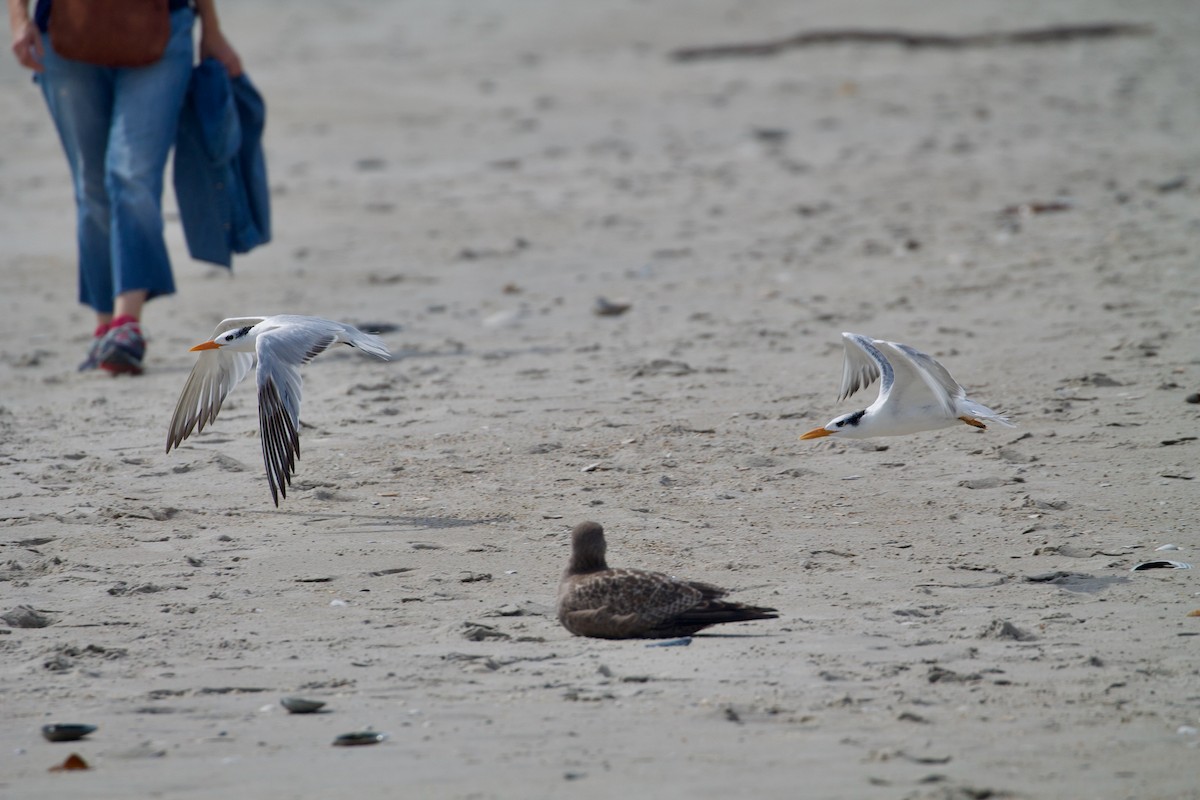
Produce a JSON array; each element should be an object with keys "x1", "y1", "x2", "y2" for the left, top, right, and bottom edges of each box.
[{"x1": 652, "y1": 602, "x2": 779, "y2": 636}]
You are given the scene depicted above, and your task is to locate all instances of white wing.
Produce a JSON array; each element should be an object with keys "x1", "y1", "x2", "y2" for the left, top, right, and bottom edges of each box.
[
  {"x1": 269, "y1": 315, "x2": 391, "y2": 361},
  {"x1": 888, "y1": 341, "x2": 966, "y2": 400},
  {"x1": 838, "y1": 332, "x2": 891, "y2": 402},
  {"x1": 165, "y1": 317, "x2": 265, "y2": 453},
  {"x1": 253, "y1": 321, "x2": 341, "y2": 506},
  {"x1": 887, "y1": 340, "x2": 1015, "y2": 426},
  {"x1": 875, "y1": 341, "x2": 956, "y2": 416}
]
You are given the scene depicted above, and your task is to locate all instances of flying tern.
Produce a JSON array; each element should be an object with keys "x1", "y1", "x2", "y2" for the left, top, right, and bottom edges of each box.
[
  {"x1": 166, "y1": 315, "x2": 391, "y2": 505},
  {"x1": 800, "y1": 332, "x2": 1013, "y2": 440}
]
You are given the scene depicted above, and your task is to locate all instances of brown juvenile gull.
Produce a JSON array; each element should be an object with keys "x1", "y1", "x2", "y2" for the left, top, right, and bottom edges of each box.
[{"x1": 557, "y1": 522, "x2": 779, "y2": 639}]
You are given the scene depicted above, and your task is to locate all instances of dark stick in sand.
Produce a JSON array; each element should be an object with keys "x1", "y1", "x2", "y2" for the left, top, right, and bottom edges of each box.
[{"x1": 670, "y1": 23, "x2": 1152, "y2": 62}]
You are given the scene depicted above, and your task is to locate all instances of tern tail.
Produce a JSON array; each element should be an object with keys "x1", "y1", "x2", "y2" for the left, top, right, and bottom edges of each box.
[{"x1": 961, "y1": 400, "x2": 1015, "y2": 428}]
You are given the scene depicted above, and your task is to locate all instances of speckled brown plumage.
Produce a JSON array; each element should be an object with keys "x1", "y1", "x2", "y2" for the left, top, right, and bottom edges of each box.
[{"x1": 557, "y1": 521, "x2": 779, "y2": 639}]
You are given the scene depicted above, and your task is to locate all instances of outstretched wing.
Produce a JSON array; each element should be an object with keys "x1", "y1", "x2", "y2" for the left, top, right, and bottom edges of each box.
[
  {"x1": 165, "y1": 317, "x2": 265, "y2": 452},
  {"x1": 254, "y1": 324, "x2": 339, "y2": 506},
  {"x1": 889, "y1": 341, "x2": 966, "y2": 399},
  {"x1": 892, "y1": 340, "x2": 1015, "y2": 427},
  {"x1": 875, "y1": 340, "x2": 957, "y2": 416},
  {"x1": 838, "y1": 332, "x2": 891, "y2": 402}
]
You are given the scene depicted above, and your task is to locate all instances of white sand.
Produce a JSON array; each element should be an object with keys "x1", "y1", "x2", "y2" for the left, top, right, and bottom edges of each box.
[{"x1": 2, "y1": 1, "x2": 1198, "y2": 798}]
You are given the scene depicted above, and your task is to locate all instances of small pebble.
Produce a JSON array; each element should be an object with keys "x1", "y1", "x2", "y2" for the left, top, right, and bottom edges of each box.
[
  {"x1": 49, "y1": 753, "x2": 89, "y2": 772},
  {"x1": 280, "y1": 697, "x2": 326, "y2": 714},
  {"x1": 333, "y1": 731, "x2": 387, "y2": 747},
  {"x1": 41, "y1": 724, "x2": 96, "y2": 743},
  {"x1": 1130, "y1": 560, "x2": 1192, "y2": 571},
  {"x1": 1186, "y1": 392, "x2": 1200, "y2": 404},
  {"x1": 645, "y1": 637, "x2": 692, "y2": 648},
  {"x1": 2, "y1": 606, "x2": 52, "y2": 629},
  {"x1": 593, "y1": 296, "x2": 631, "y2": 317}
]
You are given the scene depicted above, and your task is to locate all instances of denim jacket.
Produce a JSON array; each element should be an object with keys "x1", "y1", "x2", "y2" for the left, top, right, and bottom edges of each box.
[{"x1": 173, "y1": 58, "x2": 270, "y2": 268}]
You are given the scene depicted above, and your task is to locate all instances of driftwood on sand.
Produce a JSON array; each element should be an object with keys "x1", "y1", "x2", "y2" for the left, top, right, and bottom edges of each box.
[{"x1": 670, "y1": 23, "x2": 1153, "y2": 62}]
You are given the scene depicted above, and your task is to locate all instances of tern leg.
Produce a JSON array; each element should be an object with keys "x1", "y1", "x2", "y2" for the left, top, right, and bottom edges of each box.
[{"x1": 958, "y1": 416, "x2": 987, "y2": 429}]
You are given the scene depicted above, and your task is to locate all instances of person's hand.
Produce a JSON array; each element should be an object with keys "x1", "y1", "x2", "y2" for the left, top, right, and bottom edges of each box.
[
  {"x1": 10, "y1": 17, "x2": 43, "y2": 72},
  {"x1": 200, "y1": 28, "x2": 242, "y2": 77}
]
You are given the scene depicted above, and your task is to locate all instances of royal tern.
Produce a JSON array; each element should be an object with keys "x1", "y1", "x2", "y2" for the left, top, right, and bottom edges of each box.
[
  {"x1": 800, "y1": 332, "x2": 1013, "y2": 440},
  {"x1": 166, "y1": 316, "x2": 391, "y2": 505},
  {"x1": 558, "y1": 522, "x2": 779, "y2": 639}
]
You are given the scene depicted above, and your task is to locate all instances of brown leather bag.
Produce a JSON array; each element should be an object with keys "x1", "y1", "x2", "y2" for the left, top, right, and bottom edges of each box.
[{"x1": 49, "y1": 0, "x2": 170, "y2": 68}]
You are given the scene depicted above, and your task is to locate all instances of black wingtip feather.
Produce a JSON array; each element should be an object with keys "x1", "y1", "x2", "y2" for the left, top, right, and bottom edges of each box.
[{"x1": 258, "y1": 377, "x2": 301, "y2": 507}]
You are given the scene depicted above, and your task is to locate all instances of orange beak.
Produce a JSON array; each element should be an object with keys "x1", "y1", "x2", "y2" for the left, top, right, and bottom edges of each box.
[
  {"x1": 190, "y1": 340, "x2": 222, "y2": 351},
  {"x1": 800, "y1": 427, "x2": 833, "y2": 440}
]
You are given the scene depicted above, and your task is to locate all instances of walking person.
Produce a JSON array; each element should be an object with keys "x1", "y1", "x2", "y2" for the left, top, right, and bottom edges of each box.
[{"x1": 7, "y1": 0, "x2": 242, "y2": 374}]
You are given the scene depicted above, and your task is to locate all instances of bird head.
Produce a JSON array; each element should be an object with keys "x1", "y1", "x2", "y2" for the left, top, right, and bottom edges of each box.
[
  {"x1": 568, "y1": 522, "x2": 608, "y2": 574},
  {"x1": 190, "y1": 324, "x2": 257, "y2": 352},
  {"x1": 800, "y1": 408, "x2": 867, "y2": 440}
]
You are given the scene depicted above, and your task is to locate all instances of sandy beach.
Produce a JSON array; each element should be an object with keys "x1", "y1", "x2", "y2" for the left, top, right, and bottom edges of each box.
[{"x1": 2, "y1": 1, "x2": 1199, "y2": 797}]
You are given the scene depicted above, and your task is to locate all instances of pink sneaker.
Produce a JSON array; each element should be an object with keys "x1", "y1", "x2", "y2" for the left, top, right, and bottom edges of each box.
[
  {"x1": 98, "y1": 317, "x2": 146, "y2": 376},
  {"x1": 78, "y1": 322, "x2": 112, "y2": 372}
]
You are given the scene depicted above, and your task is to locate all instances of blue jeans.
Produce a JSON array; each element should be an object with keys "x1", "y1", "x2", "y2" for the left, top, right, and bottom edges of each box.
[{"x1": 38, "y1": 8, "x2": 194, "y2": 314}]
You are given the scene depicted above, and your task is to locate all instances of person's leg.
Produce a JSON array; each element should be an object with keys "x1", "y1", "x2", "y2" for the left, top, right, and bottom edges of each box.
[
  {"x1": 37, "y1": 35, "x2": 116, "y2": 328},
  {"x1": 113, "y1": 290, "x2": 147, "y2": 321},
  {"x1": 93, "y1": 8, "x2": 195, "y2": 374},
  {"x1": 105, "y1": 8, "x2": 195, "y2": 310}
]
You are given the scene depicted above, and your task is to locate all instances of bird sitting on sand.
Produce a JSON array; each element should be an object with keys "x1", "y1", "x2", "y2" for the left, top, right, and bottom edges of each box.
[
  {"x1": 166, "y1": 315, "x2": 391, "y2": 506},
  {"x1": 557, "y1": 522, "x2": 779, "y2": 639},
  {"x1": 800, "y1": 332, "x2": 1013, "y2": 441}
]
